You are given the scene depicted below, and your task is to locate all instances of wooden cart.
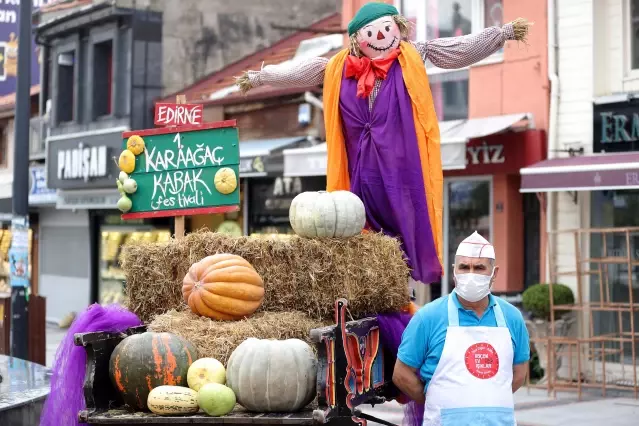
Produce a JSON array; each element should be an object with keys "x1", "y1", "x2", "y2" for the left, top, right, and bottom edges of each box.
[{"x1": 76, "y1": 300, "x2": 401, "y2": 426}]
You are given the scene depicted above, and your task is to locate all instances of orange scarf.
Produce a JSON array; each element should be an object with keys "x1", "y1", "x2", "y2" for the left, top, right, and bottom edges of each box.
[{"x1": 322, "y1": 42, "x2": 444, "y2": 271}]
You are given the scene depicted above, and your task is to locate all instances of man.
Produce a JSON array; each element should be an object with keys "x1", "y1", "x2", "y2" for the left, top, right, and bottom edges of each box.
[{"x1": 393, "y1": 231, "x2": 530, "y2": 425}]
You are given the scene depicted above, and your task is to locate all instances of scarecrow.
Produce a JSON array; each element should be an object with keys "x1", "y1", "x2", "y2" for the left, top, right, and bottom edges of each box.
[
  {"x1": 238, "y1": 2, "x2": 530, "y2": 293},
  {"x1": 238, "y1": 5, "x2": 529, "y2": 423}
]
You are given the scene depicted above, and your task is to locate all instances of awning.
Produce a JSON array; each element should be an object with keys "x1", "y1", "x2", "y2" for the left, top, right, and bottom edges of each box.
[
  {"x1": 520, "y1": 152, "x2": 639, "y2": 193},
  {"x1": 440, "y1": 113, "x2": 532, "y2": 170},
  {"x1": 283, "y1": 143, "x2": 328, "y2": 177},
  {"x1": 283, "y1": 113, "x2": 532, "y2": 176},
  {"x1": 239, "y1": 137, "x2": 309, "y2": 178}
]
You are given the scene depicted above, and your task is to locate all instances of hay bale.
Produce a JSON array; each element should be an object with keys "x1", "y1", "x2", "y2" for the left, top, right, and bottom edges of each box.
[
  {"x1": 122, "y1": 231, "x2": 411, "y2": 323},
  {"x1": 148, "y1": 310, "x2": 329, "y2": 365}
]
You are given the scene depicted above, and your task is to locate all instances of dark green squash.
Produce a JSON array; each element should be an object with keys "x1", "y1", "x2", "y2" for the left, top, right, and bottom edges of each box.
[{"x1": 108, "y1": 331, "x2": 198, "y2": 411}]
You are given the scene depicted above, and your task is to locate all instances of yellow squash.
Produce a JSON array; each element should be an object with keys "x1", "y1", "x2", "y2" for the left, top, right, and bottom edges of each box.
[
  {"x1": 118, "y1": 150, "x2": 135, "y2": 174},
  {"x1": 126, "y1": 135, "x2": 145, "y2": 155},
  {"x1": 214, "y1": 167, "x2": 237, "y2": 195}
]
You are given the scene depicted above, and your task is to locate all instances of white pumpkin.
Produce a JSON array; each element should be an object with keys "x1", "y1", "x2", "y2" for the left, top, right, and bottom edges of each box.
[
  {"x1": 226, "y1": 338, "x2": 317, "y2": 412},
  {"x1": 289, "y1": 190, "x2": 366, "y2": 238}
]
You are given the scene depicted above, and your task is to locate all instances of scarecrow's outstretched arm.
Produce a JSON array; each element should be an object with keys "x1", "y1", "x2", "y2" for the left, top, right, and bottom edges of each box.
[
  {"x1": 413, "y1": 18, "x2": 530, "y2": 69},
  {"x1": 236, "y1": 57, "x2": 329, "y2": 94}
]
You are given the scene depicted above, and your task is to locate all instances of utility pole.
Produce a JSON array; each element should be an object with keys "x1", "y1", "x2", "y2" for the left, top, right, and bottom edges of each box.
[{"x1": 10, "y1": 0, "x2": 33, "y2": 359}]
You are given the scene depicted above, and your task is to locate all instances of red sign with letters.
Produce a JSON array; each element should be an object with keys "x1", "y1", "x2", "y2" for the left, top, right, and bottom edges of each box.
[
  {"x1": 154, "y1": 103, "x2": 203, "y2": 127},
  {"x1": 446, "y1": 129, "x2": 547, "y2": 177}
]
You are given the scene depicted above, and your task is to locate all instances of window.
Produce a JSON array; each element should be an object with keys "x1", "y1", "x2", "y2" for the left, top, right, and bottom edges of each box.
[
  {"x1": 397, "y1": 0, "x2": 504, "y2": 120},
  {"x1": 629, "y1": 0, "x2": 639, "y2": 71},
  {"x1": 93, "y1": 40, "x2": 113, "y2": 118},
  {"x1": 56, "y1": 51, "x2": 75, "y2": 123}
]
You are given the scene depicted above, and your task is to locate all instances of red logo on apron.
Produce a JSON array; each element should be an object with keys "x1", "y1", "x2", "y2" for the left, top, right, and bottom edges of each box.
[{"x1": 464, "y1": 342, "x2": 499, "y2": 379}]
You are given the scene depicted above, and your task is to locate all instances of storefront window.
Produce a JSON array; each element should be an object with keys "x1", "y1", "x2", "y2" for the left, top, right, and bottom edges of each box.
[
  {"x1": 444, "y1": 178, "x2": 492, "y2": 296},
  {"x1": 98, "y1": 215, "x2": 171, "y2": 305},
  {"x1": 590, "y1": 190, "x2": 639, "y2": 363}
]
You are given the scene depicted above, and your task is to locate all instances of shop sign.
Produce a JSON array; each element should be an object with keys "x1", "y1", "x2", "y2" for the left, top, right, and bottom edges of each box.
[
  {"x1": 466, "y1": 143, "x2": 505, "y2": 166},
  {"x1": 57, "y1": 145, "x2": 108, "y2": 181},
  {"x1": 47, "y1": 129, "x2": 125, "y2": 190},
  {"x1": 239, "y1": 156, "x2": 265, "y2": 175},
  {"x1": 28, "y1": 166, "x2": 57, "y2": 205},
  {"x1": 121, "y1": 121, "x2": 240, "y2": 219},
  {"x1": 448, "y1": 130, "x2": 546, "y2": 177},
  {"x1": 593, "y1": 100, "x2": 639, "y2": 153},
  {"x1": 56, "y1": 190, "x2": 121, "y2": 210}
]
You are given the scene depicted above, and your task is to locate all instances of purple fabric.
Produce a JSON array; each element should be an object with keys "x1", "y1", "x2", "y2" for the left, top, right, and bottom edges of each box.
[
  {"x1": 40, "y1": 304, "x2": 142, "y2": 426},
  {"x1": 376, "y1": 313, "x2": 425, "y2": 426},
  {"x1": 339, "y1": 60, "x2": 442, "y2": 284}
]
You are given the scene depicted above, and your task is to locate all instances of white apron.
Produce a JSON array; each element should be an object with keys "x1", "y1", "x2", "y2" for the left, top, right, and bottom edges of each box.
[{"x1": 423, "y1": 291, "x2": 515, "y2": 426}]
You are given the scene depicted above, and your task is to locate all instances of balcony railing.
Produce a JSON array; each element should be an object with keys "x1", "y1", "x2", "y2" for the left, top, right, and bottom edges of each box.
[{"x1": 29, "y1": 116, "x2": 48, "y2": 159}]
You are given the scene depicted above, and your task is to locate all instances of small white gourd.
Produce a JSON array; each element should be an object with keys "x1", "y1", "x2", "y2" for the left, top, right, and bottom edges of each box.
[
  {"x1": 289, "y1": 190, "x2": 366, "y2": 238},
  {"x1": 226, "y1": 338, "x2": 317, "y2": 412}
]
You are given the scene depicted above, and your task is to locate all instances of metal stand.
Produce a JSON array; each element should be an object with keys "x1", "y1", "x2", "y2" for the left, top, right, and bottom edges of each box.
[{"x1": 540, "y1": 227, "x2": 639, "y2": 399}]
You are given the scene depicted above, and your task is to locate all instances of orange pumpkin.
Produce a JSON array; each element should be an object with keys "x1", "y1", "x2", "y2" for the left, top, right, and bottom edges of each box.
[{"x1": 182, "y1": 253, "x2": 264, "y2": 321}]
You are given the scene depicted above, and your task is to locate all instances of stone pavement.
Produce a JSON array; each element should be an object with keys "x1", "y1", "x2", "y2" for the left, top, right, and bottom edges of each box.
[
  {"x1": 360, "y1": 387, "x2": 639, "y2": 425},
  {"x1": 44, "y1": 324, "x2": 639, "y2": 425},
  {"x1": 45, "y1": 322, "x2": 68, "y2": 367}
]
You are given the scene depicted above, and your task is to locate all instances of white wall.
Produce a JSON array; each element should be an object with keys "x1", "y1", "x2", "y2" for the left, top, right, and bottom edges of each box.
[
  {"x1": 38, "y1": 208, "x2": 91, "y2": 323},
  {"x1": 551, "y1": 0, "x2": 594, "y2": 294}
]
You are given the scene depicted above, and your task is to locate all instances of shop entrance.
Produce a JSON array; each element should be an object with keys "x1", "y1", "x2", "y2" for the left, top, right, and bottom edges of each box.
[{"x1": 441, "y1": 176, "x2": 493, "y2": 298}]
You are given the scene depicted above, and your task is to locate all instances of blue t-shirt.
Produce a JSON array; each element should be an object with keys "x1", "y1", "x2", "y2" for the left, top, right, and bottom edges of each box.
[{"x1": 397, "y1": 293, "x2": 530, "y2": 392}]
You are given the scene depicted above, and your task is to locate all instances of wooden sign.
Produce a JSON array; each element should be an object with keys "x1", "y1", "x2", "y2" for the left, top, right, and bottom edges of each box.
[
  {"x1": 119, "y1": 121, "x2": 240, "y2": 220},
  {"x1": 154, "y1": 103, "x2": 204, "y2": 126}
]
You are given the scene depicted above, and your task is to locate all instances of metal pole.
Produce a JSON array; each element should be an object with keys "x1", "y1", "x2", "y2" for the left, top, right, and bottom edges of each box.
[{"x1": 10, "y1": 0, "x2": 33, "y2": 360}]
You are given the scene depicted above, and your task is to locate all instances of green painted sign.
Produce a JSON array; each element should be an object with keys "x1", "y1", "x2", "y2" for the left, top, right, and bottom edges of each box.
[{"x1": 120, "y1": 122, "x2": 240, "y2": 218}]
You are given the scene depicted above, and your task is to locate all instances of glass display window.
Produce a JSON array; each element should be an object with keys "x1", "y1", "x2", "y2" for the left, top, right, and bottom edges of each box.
[{"x1": 98, "y1": 214, "x2": 171, "y2": 306}]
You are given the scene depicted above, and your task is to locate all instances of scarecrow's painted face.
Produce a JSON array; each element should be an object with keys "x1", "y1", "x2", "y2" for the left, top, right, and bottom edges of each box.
[{"x1": 356, "y1": 16, "x2": 401, "y2": 59}]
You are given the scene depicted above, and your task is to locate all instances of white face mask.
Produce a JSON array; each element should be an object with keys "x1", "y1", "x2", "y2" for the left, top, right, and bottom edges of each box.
[{"x1": 454, "y1": 270, "x2": 493, "y2": 302}]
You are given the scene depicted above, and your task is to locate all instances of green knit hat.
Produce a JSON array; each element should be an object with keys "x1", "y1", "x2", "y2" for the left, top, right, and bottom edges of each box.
[{"x1": 347, "y1": 2, "x2": 399, "y2": 36}]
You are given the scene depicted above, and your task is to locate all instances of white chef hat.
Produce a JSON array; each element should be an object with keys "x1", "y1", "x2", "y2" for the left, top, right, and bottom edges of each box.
[{"x1": 455, "y1": 231, "x2": 495, "y2": 259}]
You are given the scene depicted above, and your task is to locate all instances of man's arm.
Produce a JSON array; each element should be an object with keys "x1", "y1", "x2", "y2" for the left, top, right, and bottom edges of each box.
[
  {"x1": 411, "y1": 18, "x2": 530, "y2": 69},
  {"x1": 512, "y1": 362, "x2": 528, "y2": 393},
  {"x1": 236, "y1": 57, "x2": 329, "y2": 94},
  {"x1": 393, "y1": 360, "x2": 426, "y2": 404}
]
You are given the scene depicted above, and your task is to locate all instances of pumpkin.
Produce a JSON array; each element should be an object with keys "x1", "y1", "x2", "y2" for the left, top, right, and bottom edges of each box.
[
  {"x1": 182, "y1": 254, "x2": 264, "y2": 321},
  {"x1": 214, "y1": 167, "x2": 237, "y2": 195},
  {"x1": 147, "y1": 385, "x2": 199, "y2": 415},
  {"x1": 109, "y1": 331, "x2": 198, "y2": 411},
  {"x1": 118, "y1": 150, "x2": 136, "y2": 174},
  {"x1": 126, "y1": 135, "x2": 145, "y2": 155},
  {"x1": 226, "y1": 338, "x2": 317, "y2": 412},
  {"x1": 289, "y1": 190, "x2": 366, "y2": 238}
]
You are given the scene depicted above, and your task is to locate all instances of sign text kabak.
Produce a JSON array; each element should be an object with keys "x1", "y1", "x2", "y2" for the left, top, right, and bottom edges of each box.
[
  {"x1": 120, "y1": 120, "x2": 240, "y2": 219},
  {"x1": 154, "y1": 103, "x2": 204, "y2": 127}
]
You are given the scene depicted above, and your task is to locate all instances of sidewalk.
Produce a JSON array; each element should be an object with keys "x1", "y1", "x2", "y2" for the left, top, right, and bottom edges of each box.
[{"x1": 361, "y1": 387, "x2": 639, "y2": 426}]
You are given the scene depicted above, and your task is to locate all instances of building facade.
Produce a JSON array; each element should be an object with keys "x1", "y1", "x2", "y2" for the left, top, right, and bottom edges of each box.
[{"x1": 286, "y1": 0, "x2": 550, "y2": 301}]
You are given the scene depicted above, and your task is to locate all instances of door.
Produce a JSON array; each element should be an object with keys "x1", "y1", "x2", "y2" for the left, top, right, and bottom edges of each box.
[{"x1": 442, "y1": 177, "x2": 493, "y2": 297}]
